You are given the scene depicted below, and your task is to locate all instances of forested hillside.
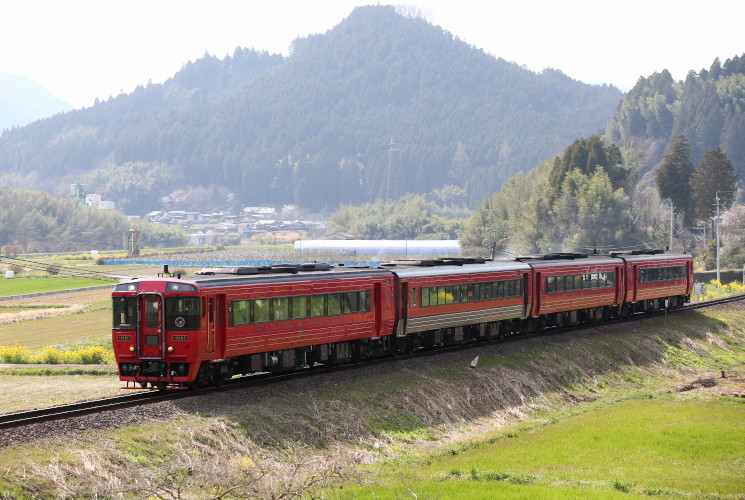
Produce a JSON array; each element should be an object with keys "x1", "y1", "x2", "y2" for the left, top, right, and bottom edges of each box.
[
  {"x1": 462, "y1": 53, "x2": 745, "y2": 257},
  {"x1": 608, "y1": 55, "x2": 745, "y2": 177},
  {"x1": 0, "y1": 5, "x2": 621, "y2": 214},
  {"x1": 0, "y1": 188, "x2": 186, "y2": 253}
]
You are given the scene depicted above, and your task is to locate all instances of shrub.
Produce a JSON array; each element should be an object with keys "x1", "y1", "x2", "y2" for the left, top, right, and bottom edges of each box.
[
  {"x1": 37, "y1": 347, "x2": 64, "y2": 364},
  {"x1": 0, "y1": 345, "x2": 32, "y2": 363}
]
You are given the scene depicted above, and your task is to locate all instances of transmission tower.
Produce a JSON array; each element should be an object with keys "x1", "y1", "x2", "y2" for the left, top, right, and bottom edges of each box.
[{"x1": 386, "y1": 136, "x2": 398, "y2": 201}]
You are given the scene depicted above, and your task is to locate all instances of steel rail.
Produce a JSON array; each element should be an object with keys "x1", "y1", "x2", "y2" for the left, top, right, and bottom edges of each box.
[{"x1": 1, "y1": 293, "x2": 743, "y2": 430}]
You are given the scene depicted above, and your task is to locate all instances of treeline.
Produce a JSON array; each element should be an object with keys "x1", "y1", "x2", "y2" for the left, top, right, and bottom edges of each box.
[
  {"x1": 0, "y1": 188, "x2": 186, "y2": 253},
  {"x1": 462, "y1": 136, "x2": 651, "y2": 255},
  {"x1": 329, "y1": 189, "x2": 470, "y2": 240},
  {"x1": 608, "y1": 55, "x2": 745, "y2": 178},
  {"x1": 462, "y1": 132, "x2": 740, "y2": 256},
  {"x1": 0, "y1": 5, "x2": 621, "y2": 213}
]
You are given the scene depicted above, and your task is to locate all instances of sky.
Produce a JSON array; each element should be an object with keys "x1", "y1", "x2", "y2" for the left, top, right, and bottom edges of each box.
[{"x1": 2, "y1": 0, "x2": 743, "y2": 109}]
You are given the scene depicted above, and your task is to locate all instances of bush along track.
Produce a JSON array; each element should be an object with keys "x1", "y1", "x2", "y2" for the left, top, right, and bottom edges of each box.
[{"x1": 0, "y1": 305, "x2": 744, "y2": 499}]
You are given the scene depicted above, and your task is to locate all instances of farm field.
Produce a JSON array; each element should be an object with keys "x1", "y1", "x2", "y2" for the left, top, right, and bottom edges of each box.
[
  {"x1": 0, "y1": 284, "x2": 126, "y2": 413},
  {"x1": 0, "y1": 277, "x2": 116, "y2": 297},
  {"x1": 345, "y1": 396, "x2": 745, "y2": 499}
]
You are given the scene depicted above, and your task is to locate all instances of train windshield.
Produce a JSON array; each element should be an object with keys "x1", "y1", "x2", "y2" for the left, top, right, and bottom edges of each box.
[
  {"x1": 113, "y1": 297, "x2": 137, "y2": 329},
  {"x1": 166, "y1": 297, "x2": 201, "y2": 330}
]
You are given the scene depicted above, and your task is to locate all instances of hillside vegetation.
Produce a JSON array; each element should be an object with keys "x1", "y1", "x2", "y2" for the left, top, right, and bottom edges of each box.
[
  {"x1": 0, "y1": 5, "x2": 621, "y2": 213},
  {"x1": 608, "y1": 55, "x2": 745, "y2": 177},
  {"x1": 0, "y1": 188, "x2": 186, "y2": 252},
  {"x1": 0, "y1": 302, "x2": 743, "y2": 498}
]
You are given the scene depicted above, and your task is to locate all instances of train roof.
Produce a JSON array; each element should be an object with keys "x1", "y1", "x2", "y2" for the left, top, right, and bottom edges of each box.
[
  {"x1": 383, "y1": 257, "x2": 531, "y2": 278},
  {"x1": 175, "y1": 263, "x2": 393, "y2": 288},
  {"x1": 609, "y1": 251, "x2": 692, "y2": 262},
  {"x1": 515, "y1": 252, "x2": 619, "y2": 268}
]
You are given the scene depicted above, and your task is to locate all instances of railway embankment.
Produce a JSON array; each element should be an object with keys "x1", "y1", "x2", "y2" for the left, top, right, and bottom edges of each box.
[{"x1": 0, "y1": 303, "x2": 743, "y2": 499}]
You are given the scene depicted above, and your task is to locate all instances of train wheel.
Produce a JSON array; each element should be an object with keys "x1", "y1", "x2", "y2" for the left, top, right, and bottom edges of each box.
[{"x1": 192, "y1": 362, "x2": 213, "y2": 390}]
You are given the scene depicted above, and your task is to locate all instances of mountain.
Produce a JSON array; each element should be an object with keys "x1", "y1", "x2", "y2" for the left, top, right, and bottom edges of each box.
[
  {"x1": 606, "y1": 54, "x2": 745, "y2": 180},
  {"x1": 0, "y1": 72, "x2": 73, "y2": 130},
  {"x1": 0, "y1": 5, "x2": 622, "y2": 214}
]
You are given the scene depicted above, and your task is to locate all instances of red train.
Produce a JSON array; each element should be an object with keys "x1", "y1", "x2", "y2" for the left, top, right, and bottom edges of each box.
[{"x1": 112, "y1": 250, "x2": 693, "y2": 389}]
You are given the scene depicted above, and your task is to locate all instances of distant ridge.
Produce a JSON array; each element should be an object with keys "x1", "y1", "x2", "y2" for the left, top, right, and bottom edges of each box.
[
  {"x1": 0, "y1": 72, "x2": 73, "y2": 130},
  {"x1": 0, "y1": 5, "x2": 622, "y2": 212}
]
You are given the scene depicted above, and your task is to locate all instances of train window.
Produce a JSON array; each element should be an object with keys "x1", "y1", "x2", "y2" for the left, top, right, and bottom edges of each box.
[
  {"x1": 494, "y1": 281, "x2": 503, "y2": 298},
  {"x1": 273, "y1": 297, "x2": 290, "y2": 321},
  {"x1": 515, "y1": 279, "x2": 522, "y2": 296},
  {"x1": 576, "y1": 275, "x2": 585, "y2": 289},
  {"x1": 113, "y1": 297, "x2": 136, "y2": 329},
  {"x1": 166, "y1": 297, "x2": 200, "y2": 330},
  {"x1": 341, "y1": 292, "x2": 354, "y2": 313},
  {"x1": 607, "y1": 271, "x2": 616, "y2": 285},
  {"x1": 360, "y1": 290, "x2": 371, "y2": 312},
  {"x1": 420, "y1": 289, "x2": 430, "y2": 307},
  {"x1": 327, "y1": 294, "x2": 342, "y2": 315},
  {"x1": 253, "y1": 299, "x2": 270, "y2": 323},
  {"x1": 231, "y1": 300, "x2": 251, "y2": 326},
  {"x1": 566, "y1": 276, "x2": 576, "y2": 291},
  {"x1": 546, "y1": 276, "x2": 555, "y2": 293},
  {"x1": 410, "y1": 288, "x2": 418, "y2": 306},
  {"x1": 310, "y1": 295, "x2": 325, "y2": 317},
  {"x1": 291, "y1": 296, "x2": 308, "y2": 319},
  {"x1": 145, "y1": 298, "x2": 160, "y2": 328}
]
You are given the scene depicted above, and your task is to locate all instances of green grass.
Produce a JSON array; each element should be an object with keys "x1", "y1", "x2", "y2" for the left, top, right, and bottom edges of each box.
[
  {"x1": 347, "y1": 396, "x2": 745, "y2": 499},
  {"x1": 0, "y1": 277, "x2": 115, "y2": 297},
  {"x1": 0, "y1": 309, "x2": 112, "y2": 348}
]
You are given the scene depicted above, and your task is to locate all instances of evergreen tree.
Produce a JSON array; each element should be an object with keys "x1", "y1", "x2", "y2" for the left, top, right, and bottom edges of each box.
[
  {"x1": 656, "y1": 135, "x2": 696, "y2": 225},
  {"x1": 690, "y1": 146, "x2": 738, "y2": 220}
]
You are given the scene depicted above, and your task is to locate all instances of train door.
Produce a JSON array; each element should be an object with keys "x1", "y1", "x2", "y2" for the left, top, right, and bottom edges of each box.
[
  {"x1": 215, "y1": 294, "x2": 225, "y2": 356},
  {"x1": 138, "y1": 293, "x2": 164, "y2": 359},
  {"x1": 397, "y1": 281, "x2": 408, "y2": 337},
  {"x1": 373, "y1": 283, "x2": 382, "y2": 338},
  {"x1": 206, "y1": 296, "x2": 216, "y2": 354},
  {"x1": 616, "y1": 264, "x2": 624, "y2": 304}
]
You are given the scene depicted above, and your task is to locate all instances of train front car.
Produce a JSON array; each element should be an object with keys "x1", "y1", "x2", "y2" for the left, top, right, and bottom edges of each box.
[
  {"x1": 112, "y1": 277, "x2": 203, "y2": 389},
  {"x1": 113, "y1": 264, "x2": 398, "y2": 390}
]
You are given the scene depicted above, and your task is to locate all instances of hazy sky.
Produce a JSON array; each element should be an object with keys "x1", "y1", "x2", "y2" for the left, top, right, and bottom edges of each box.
[{"x1": 2, "y1": 0, "x2": 742, "y2": 109}]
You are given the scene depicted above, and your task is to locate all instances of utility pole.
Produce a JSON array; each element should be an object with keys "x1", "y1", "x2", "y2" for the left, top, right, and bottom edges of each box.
[
  {"x1": 715, "y1": 194, "x2": 721, "y2": 283},
  {"x1": 386, "y1": 136, "x2": 398, "y2": 201},
  {"x1": 669, "y1": 200, "x2": 674, "y2": 252}
]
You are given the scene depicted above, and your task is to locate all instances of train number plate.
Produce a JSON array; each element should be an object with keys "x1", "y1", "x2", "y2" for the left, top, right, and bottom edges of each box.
[
  {"x1": 173, "y1": 335, "x2": 188, "y2": 341},
  {"x1": 117, "y1": 335, "x2": 131, "y2": 341}
]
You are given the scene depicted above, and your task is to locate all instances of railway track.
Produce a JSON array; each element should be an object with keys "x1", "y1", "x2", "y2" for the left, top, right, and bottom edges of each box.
[{"x1": 1, "y1": 293, "x2": 743, "y2": 431}]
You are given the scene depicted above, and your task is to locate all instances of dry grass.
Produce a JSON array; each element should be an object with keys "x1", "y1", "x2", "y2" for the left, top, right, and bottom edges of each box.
[{"x1": 0, "y1": 374, "x2": 126, "y2": 413}]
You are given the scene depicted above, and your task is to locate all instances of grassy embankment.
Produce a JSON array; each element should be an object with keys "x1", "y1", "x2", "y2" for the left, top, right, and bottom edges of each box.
[{"x1": 0, "y1": 301, "x2": 742, "y2": 499}]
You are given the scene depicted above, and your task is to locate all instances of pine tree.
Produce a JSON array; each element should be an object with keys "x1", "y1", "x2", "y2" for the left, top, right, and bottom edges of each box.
[
  {"x1": 690, "y1": 146, "x2": 738, "y2": 220},
  {"x1": 656, "y1": 134, "x2": 696, "y2": 225}
]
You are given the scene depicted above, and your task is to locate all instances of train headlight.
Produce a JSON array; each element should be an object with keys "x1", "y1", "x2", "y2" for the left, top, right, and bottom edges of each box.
[
  {"x1": 167, "y1": 346, "x2": 174, "y2": 352},
  {"x1": 129, "y1": 346, "x2": 135, "y2": 352}
]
